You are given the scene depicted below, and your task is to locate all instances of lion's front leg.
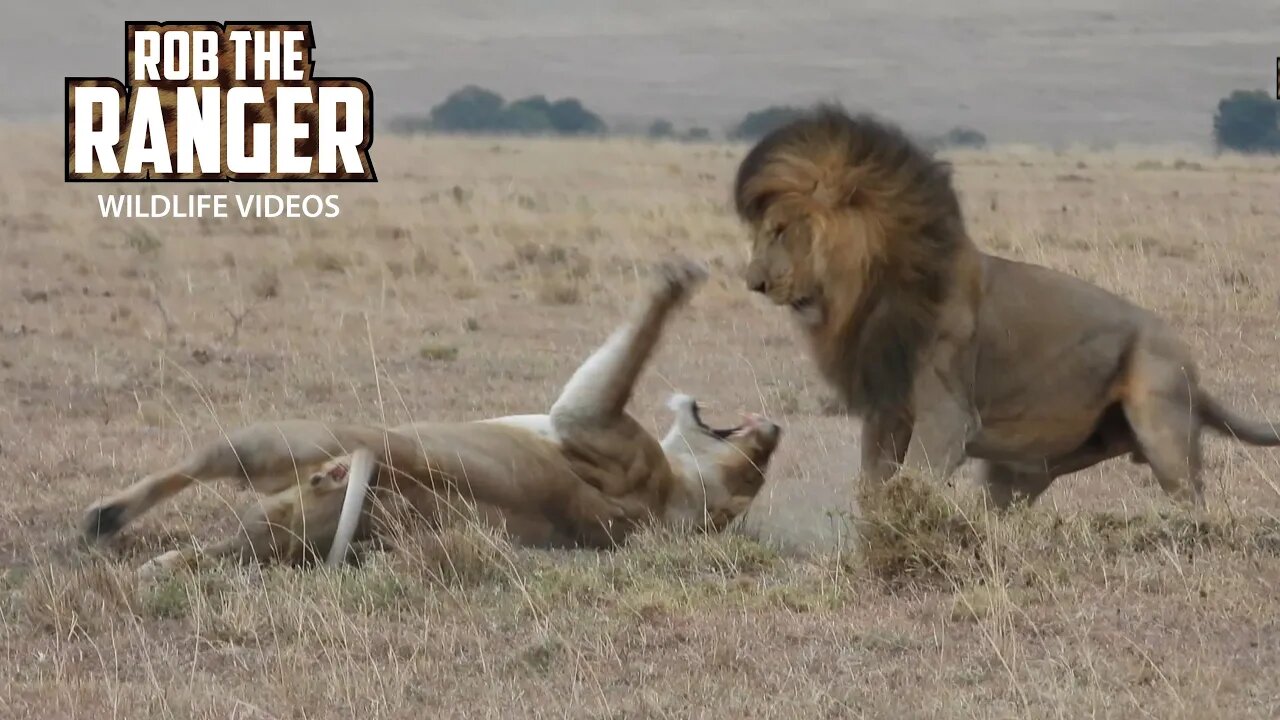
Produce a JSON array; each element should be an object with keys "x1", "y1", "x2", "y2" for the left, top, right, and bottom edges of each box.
[
  {"x1": 858, "y1": 363, "x2": 979, "y2": 490},
  {"x1": 901, "y1": 325, "x2": 981, "y2": 484},
  {"x1": 903, "y1": 396, "x2": 976, "y2": 484},
  {"x1": 859, "y1": 414, "x2": 914, "y2": 487}
]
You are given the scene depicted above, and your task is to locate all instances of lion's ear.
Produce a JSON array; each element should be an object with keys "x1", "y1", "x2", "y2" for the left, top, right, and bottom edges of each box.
[
  {"x1": 812, "y1": 172, "x2": 859, "y2": 209},
  {"x1": 841, "y1": 183, "x2": 859, "y2": 206},
  {"x1": 836, "y1": 169, "x2": 861, "y2": 207},
  {"x1": 811, "y1": 178, "x2": 836, "y2": 207}
]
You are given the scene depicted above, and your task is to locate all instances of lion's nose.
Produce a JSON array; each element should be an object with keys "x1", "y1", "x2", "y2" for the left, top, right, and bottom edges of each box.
[{"x1": 744, "y1": 265, "x2": 768, "y2": 294}]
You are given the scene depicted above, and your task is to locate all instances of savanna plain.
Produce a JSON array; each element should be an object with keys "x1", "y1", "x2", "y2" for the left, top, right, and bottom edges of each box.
[{"x1": 2, "y1": 127, "x2": 1280, "y2": 718}]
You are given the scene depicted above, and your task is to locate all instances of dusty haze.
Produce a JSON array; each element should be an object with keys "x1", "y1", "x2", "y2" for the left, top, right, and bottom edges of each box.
[{"x1": 4, "y1": 0, "x2": 1277, "y2": 146}]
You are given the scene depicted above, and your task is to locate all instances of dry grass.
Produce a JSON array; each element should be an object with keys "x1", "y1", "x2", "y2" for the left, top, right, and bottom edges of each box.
[{"x1": 2, "y1": 126, "x2": 1280, "y2": 717}]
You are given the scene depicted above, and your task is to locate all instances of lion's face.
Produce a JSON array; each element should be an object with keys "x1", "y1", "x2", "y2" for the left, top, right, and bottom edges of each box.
[
  {"x1": 660, "y1": 394, "x2": 782, "y2": 531},
  {"x1": 743, "y1": 197, "x2": 832, "y2": 327}
]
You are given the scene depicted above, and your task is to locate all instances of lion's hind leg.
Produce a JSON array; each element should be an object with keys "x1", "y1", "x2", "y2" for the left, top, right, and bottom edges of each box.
[{"x1": 1119, "y1": 340, "x2": 1206, "y2": 511}]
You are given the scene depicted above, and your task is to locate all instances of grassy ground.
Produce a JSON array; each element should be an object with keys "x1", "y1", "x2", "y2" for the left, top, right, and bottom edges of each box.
[{"x1": 2, "y1": 128, "x2": 1280, "y2": 717}]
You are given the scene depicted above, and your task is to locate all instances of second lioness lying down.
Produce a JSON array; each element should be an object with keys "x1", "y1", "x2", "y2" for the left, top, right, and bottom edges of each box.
[{"x1": 82, "y1": 259, "x2": 782, "y2": 574}]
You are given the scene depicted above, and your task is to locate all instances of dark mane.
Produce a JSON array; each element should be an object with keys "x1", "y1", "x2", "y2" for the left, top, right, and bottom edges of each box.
[
  {"x1": 733, "y1": 104, "x2": 961, "y2": 226},
  {"x1": 732, "y1": 105, "x2": 972, "y2": 415}
]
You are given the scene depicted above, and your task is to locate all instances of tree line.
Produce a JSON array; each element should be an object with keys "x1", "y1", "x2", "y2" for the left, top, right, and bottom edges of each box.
[
  {"x1": 393, "y1": 84, "x2": 1280, "y2": 154},
  {"x1": 392, "y1": 86, "x2": 607, "y2": 136},
  {"x1": 393, "y1": 85, "x2": 986, "y2": 148}
]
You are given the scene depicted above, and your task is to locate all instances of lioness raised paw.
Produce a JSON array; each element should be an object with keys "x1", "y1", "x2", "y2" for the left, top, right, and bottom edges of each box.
[{"x1": 652, "y1": 257, "x2": 708, "y2": 306}]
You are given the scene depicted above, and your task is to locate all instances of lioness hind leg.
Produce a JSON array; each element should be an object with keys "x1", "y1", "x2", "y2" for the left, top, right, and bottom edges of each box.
[
  {"x1": 1121, "y1": 345, "x2": 1205, "y2": 511},
  {"x1": 138, "y1": 463, "x2": 354, "y2": 579},
  {"x1": 84, "y1": 420, "x2": 392, "y2": 544},
  {"x1": 980, "y1": 462, "x2": 1056, "y2": 510},
  {"x1": 83, "y1": 441, "x2": 252, "y2": 544}
]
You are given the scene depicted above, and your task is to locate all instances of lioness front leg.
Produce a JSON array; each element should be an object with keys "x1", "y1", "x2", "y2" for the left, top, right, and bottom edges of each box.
[
  {"x1": 549, "y1": 258, "x2": 707, "y2": 425},
  {"x1": 563, "y1": 482, "x2": 654, "y2": 548}
]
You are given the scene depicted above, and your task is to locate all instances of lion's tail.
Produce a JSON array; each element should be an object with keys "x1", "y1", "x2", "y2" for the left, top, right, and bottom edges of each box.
[
  {"x1": 326, "y1": 448, "x2": 376, "y2": 568},
  {"x1": 1198, "y1": 392, "x2": 1280, "y2": 446}
]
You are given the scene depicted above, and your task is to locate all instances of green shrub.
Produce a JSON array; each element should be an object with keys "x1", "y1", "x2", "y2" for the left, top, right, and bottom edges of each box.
[{"x1": 1213, "y1": 89, "x2": 1280, "y2": 154}]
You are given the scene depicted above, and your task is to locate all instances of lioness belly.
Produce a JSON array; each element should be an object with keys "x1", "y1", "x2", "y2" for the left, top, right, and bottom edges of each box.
[
  {"x1": 423, "y1": 491, "x2": 577, "y2": 548},
  {"x1": 387, "y1": 419, "x2": 575, "y2": 505},
  {"x1": 386, "y1": 418, "x2": 636, "y2": 546},
  {"x1": 479, "y1": 414, "x2": 561, "y2": 444}
]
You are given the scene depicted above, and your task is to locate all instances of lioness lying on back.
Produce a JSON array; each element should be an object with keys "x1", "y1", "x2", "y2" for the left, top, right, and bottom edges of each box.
[{"x1": 82, "y1": 259, "x2": 782, "y2": 575}]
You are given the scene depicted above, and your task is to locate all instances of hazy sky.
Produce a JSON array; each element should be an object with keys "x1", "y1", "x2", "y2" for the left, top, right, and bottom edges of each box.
[{"x1": 7, "y1": 0, "x2": 1277, "y2": 146}]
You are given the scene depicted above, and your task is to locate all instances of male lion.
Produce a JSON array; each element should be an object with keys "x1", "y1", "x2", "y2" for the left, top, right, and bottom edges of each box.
[
  {"x1": 83, "y1": 259, "x2": 782, "y2": 576},
  {"x1": 734, "y1": 105, "x2": 1279, "y2": 510}
]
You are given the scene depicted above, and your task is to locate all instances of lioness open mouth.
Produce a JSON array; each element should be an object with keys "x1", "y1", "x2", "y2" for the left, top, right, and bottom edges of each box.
[
  {"x1": 689, "y1": 400, "x2": 749, "y2": 439},
  {"x1": 790, "y1": 296, "x2": 815, "y2": 311},
  {"x1": 788, "y1": 294, "x2": 823, "y2": 325},
  {"x1": 691, "y1": 397, "x2": 757, "y2": 438}
]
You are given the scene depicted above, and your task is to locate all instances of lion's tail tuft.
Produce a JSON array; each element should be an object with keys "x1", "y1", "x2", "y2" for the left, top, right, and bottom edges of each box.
[{"x1": 1198, "y1": 392, "x2": 1280, "y2": 447}]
